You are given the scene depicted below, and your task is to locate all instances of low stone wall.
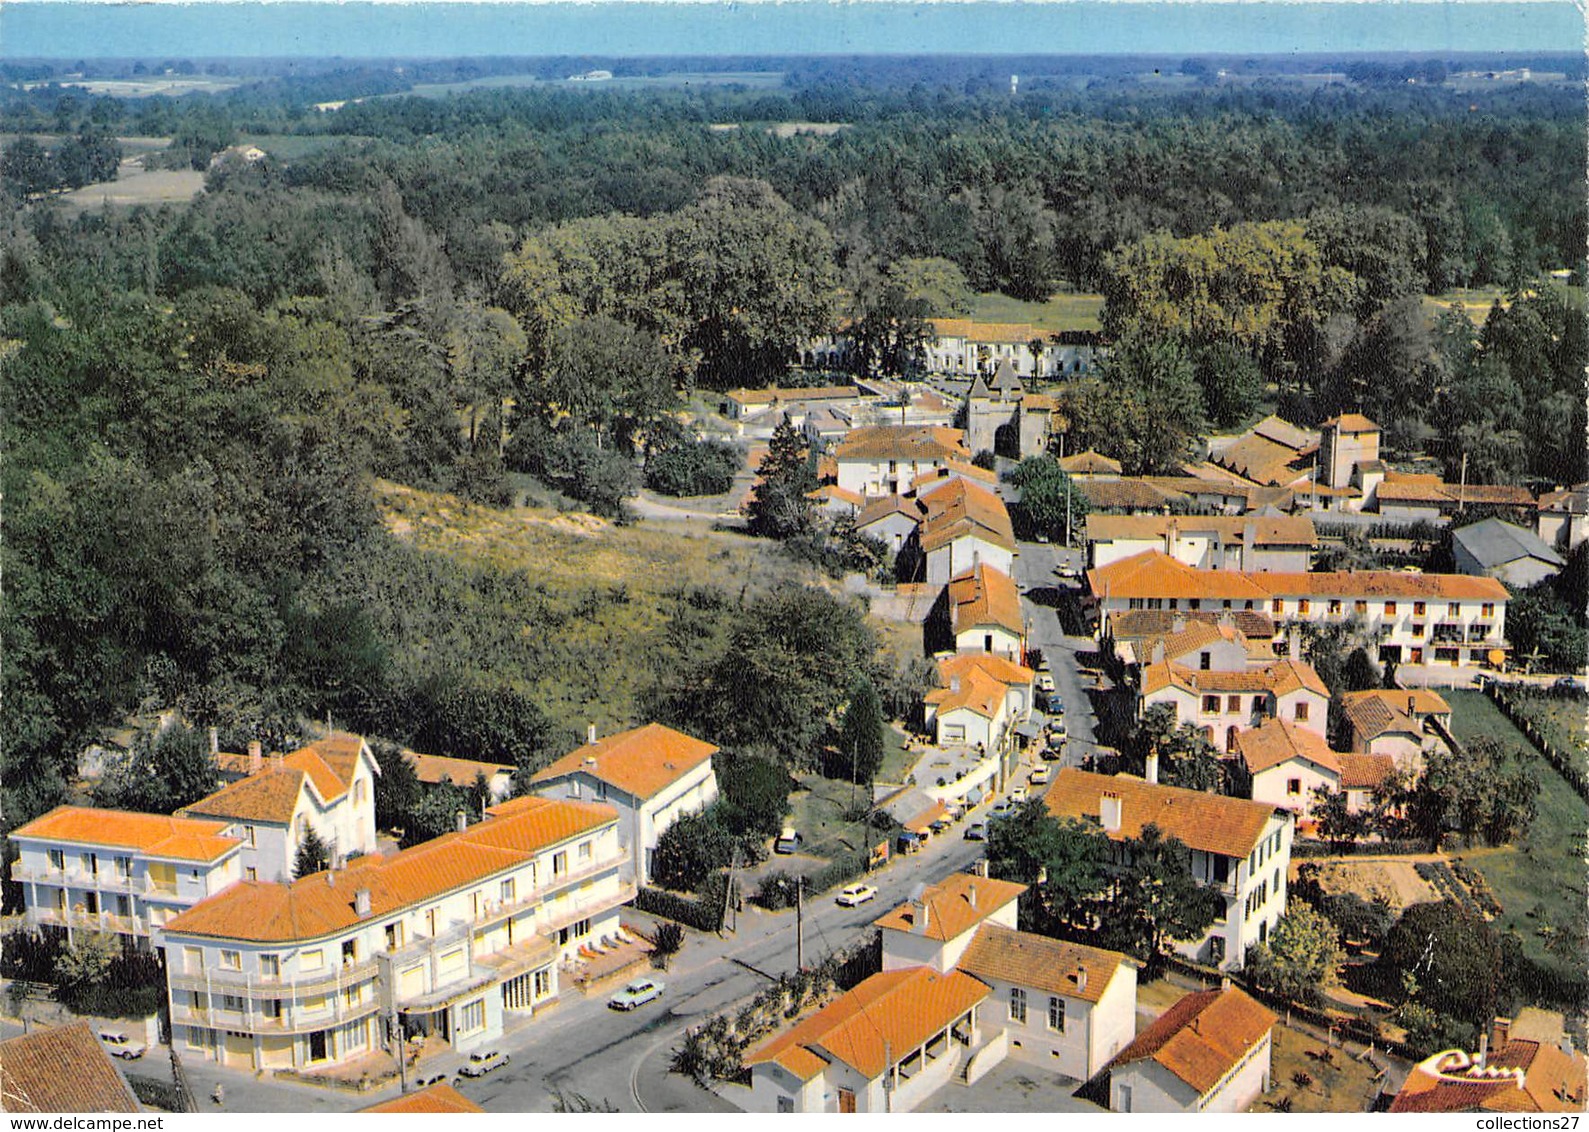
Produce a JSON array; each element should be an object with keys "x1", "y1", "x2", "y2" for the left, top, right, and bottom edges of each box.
[{"x1": 963, "y1": 1029, "x2": 1009, "y2": 1087}]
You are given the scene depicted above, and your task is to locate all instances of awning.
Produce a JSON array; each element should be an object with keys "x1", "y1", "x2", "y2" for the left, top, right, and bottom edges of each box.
[
  {"x1": 1014, "y1": 720, "x2": 1041, "y2": 739},
  {"x1": 965, "y1": 787, "x2": 984, "y2": 805}
]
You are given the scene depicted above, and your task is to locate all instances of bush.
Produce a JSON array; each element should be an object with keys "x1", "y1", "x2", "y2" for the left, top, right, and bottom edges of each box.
[
  {"x1": 645, "y1": 439, "x2": 741, "y2": 497},
  {"x1": 752, "y1": 870, "x2": 801, "y2": 910},
  {"x1": 633, "y1": 881, "x2": 725, "y2": 933},
  {"x1": 651, "y1": 811, "x2": 735, "y2": 893},
  {"x1": 804, "y1": 852, "x2": 869, "y2": 896}
]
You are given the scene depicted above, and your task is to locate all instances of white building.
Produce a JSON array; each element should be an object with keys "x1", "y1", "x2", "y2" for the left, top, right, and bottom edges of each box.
[
  {"x1": 1087, "y1": 514, "x2": 1316, "y2": 573},
  {"x1": 160, "y1": 794, "x2": 632, "y2": 1074},
  {"x1": 10, "y1": 807, "x2": 243, "y2": 949},
  {"x1": 529, "y1": 723, "x2": 718, "y2": 886},
  {"x1": 874, "y1": 871, "x2": 1026, "y2": 973},
  {"x1": 922, "y1": 653, "x2": 1035, "y2": 751},
  {"x1": 938, "y1": 564, "x2": 1026, "y2": 661},
  {"x1": 914, "y1": 477, "x2": 1017, "y2": 586},
  {"x1": 179, "y1": 733, "x2": 380, "y2": 884},
  {"x1": 1044, "y1": 769, "x2": 1293, "y2": 969},
  {"x1": 833, "y1": 425, "x2": 975, "y2": 498},
  {"x1": 1340, "y1": 688, "x2": 1451, "y2": 767},
  {"x1": 1108, "y1": 984, "x2": 1277, "y2": 1113},
  {"x1": 1234, "y1": 718, "x2": 1343, "y2": 817},
  {"x1": 1139, "y1": 657, "x2": 1329, "y2": 753}
]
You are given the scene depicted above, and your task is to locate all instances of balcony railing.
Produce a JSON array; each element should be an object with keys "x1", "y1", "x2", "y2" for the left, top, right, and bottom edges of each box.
[
  {"x1": 26, "y1": 907, "x2": 145, "y2": 936},
  {"x1": 168, "y1": 957, "x2": 379, "y2": 998},
  {"x1": 170, "y1": 994, "x2": 379, "y2": 1035},
  {"x1": 13, "y1": 866, "x2": 144, "y2": 894}
]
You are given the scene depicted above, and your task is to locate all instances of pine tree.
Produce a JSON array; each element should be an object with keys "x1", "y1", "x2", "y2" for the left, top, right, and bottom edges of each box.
[
  {"x1": 293, "y1": 826, "x2": 331, "y2": 879},
  {"x1": 747, "y1": 419, "x2": 818, "y2": 540}
]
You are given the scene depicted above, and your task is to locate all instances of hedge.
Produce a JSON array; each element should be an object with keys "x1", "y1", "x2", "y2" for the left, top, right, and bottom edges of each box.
[{"x1": 632, "y1": 876, "x2": 727, "y2": 933}]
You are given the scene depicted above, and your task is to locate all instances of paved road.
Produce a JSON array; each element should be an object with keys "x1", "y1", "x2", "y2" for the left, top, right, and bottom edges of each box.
[{"x1": 1012, "y1": 538, "x2": 1103, "y2": 767}]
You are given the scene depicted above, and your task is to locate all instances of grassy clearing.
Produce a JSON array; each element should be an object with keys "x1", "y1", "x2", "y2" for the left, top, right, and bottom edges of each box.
[
  {"x1": 787, "y1": 773, "x2": 879, "y2": 862},
  {"x1": 968, "y1": 290, "x2": 1104, "y2": 333},
  {"x1": 1261, "y1": 1024, "x2": 1383, "y2": 1113},
  {"x1": 58, "y1": 167, "x2": 207, "y2": 212},
  {"x1": 1507, "y1": 690, "x2": 1589, "y2": 774},
  {"x1": 1443, "y1": 689, "x2": 1588, "y2": 978},
  {"x1": 1422, "y1": 287, "x2": 1512, "y2": 323},
  {"x1": 878, "y1": 729, "x2": 916, "y2": 786}
]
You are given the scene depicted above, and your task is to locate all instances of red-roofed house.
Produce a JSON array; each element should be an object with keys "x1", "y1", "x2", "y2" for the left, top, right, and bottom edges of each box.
[
  {"x1": 160, "y1": 795, "x2": 632, "y2": 1075},
  {"x1": 875, "y1": 872, "x2": 1027, "y2": 973},
  {"x1": 1108, "y1": 984, "x2": 1277, "y2": 1112},
  {"x1": 922, "y1": 654, "x2": 1035, "y2": 751},
  {"x1": 529, "y1": 723, "x2": 718, "y2": 885},
  {"x1": 1390, "y1": 1023, "x2": 1588, "y2": 1114},
  {"x1": 1234, "y1": 717, "x2": 1342, "y2": 816}
]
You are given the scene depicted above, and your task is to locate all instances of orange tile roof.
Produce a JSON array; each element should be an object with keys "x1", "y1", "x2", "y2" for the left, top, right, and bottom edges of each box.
[
  {"x1": 1391, "y1": 1041, "x2": 1588, "y2": 1113},
  {"x1": 1021, "y1": 393, "x2": 1058, "y2": 411},
  {"x1": 1323, "y1": 412, "x2": 1380, "y2": 433},
  {"x1": 1339, "y1": 752, "x2": 1397, "y2": 791},
  {"x1": 1090, "y1": 550, "x2": 1511, "y2": 603},
  {"x1": 162, "y1": 796, "x2": 616, "y2": 944},
  {"x1": 855, "y1": 492, "x2": 921, "y2": 529},
  {"x1": 361, "y1": 1082, "x2": 484, "y2": 1113},
  {"x1": 1078, "y1": 478, "x2": 1186, "y2": 511},
  {"x1": 834, "y1": 425, "x2": 970, "y2": 463},
  {"x1": 407, "y1": 751, "x2": 514, "y2": 789},
  {"x1": 1235, "y1": 718, "x2": 1341, "y2": 777},
  {"x1": 941, "y1": 457, "x2": 1000, "y2": 484},
  {"x1": 937, "y1": 652, "x2": 1036, "y2": 687},
  {"x1": 956, "y1": 924, "x2": 1128, "y2": 1004},
  {"x1": 1043, "y1": 769, "x2": 1282, "y2": 859},
  {"x1": 1060, "y1": 449, "x2": 1123, "y2": 475},
  {"x1": 1252, "y1": 569, "x2": 1512, "y2": 601},
  {"x1": 531, "y1": 723, "x2": 717, "y2": 801},
  {"x1": 1089, "y1": 551, "x2": 1271, "y2": 604},
  {"x1": 1087, "y1": 514, "x2": 1317, "y2": 547},
  {"x1": 872, "y1": 871, "x2": 1026, "y2": 942},
  {"x1": 929, "y1": 318, "x2": 1038, "y2": 345},
  {"x1": 724, "y1": 385, "x2": 863, "y2": 406},
  {"x1": 1248, "y1": 415, "x2": 1315, "y2": 450},
  {"x1": 744, "y1": 967, "x2": 992, "y2": 1082},
  {"x1": 1108, "y1": 609, "x2": 1277, "y2": 642},
  {"x1": 1140, "y1": 657, "x2": 1328, "y2": 699},
  {"x1": 298, "y1": 732, "x2": 368, "y2": 794},
  {"x1": 925, "y1": 655, "x2": 1034, "y2": 721},
  {"x1": 181, "y1": 765, "x2": 308, "y2": 825},
  {"x1": 1110, "y1": 986, "x2": 1277, "y2": 1097},
  {"x1": 918, "y1": 477, "x2": 1015, "y2": 553},
  {"x1": 0, "y1": 1022, "x2": 141, "y2": 1113},
  {"x1": 1214, "y1": 432, "x2": 1312, "y2": 486},
  {"x1": 11, "y1": 806, "x2": 240, "y2": 863},
  {"x1": 808, "y1": 484, "x2": 866, "y2": 507},
  {"x1": 1137, "y1": 619, "x2": 1250, "y2": 665},
  {"x1": 1340, "y1": 689, "x2": 1450, "y2": 745},
  {"x1": 947, "y1": 563, "x2": 1024, "y2": 637}
]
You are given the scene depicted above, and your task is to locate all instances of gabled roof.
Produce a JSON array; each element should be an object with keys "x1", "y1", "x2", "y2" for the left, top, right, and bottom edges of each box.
[
  {"x1": 1340, "y1": 688, "x2": 1447, "y2": 743},
  {"x1": 1108, "y1": 609, "x2": 1277, "y2": 643},
  {"x1": 162, "y1": 796, "x2": 616, "y2": 944},
  {"x1": 11, "y1": 806, "x2": 240, "y2": 863},
  {"x1": 1249, "y1": 415, "x2": 1315, "y2": 451},
  {"x1": 1110, "y1": 986, "x2": 1277, "y2": 1097},
  {"x1": 1391, "y1": 1040, "x2": 1588, "y2": 1113},
  {"x1": 1538, "y1": 485, "x2": 1589, "y2": 515},
  {"x1": 1088, "y1": 550, "x2": 1270, "y2": 604},
  {"x1": 929, "y1": 318, "x2": 1038, "y2": 345},
  {"x1": 361, "y1": 1083, "x2": 484, "y2": 1113},
  {"x1": 724, "y1": 385, "x2": 862, "y2": 406},
  {"x1": 834, "y1": 425, "x2": 971, "y2": 464},
  {"x1": 1078, "y1": 478, "x2": 1187, "y2": 512},
  {"x1": 1060, "y1": 449, "x2": 1123, "y2": 476},
  {"x1": 1235, "y1": 718, "x2": 1341, "y2": 777},
  {"x1": 947, "y1": 564, "x2": 1024, "y2": 638},
  {"x1": 0, "y1": 1022, "x2": 141, "y2": 1113},
  {"x1": 181, "y1": 765, "x2": 309, "y2": 826},
  {"x1": 1453, "y1": 518, "x2": 1566, "y2": 570},
  {"x1": 873, "y1": 871, "x2": 1027, "y2": 943},
  {"x1": 744, "y1": 967, "x2": 992, "y2": 1082},
  {"x1": 1322, "y1": 412, "x2": 1380, "y2": 433},
  {"x1": 1141, "y1": 657, "x2": 1329, "y2": 699},
  {"x1": 1043, "y1": 768, "x2": 1283, "y2": 859},
  {"x1": 1339, "y1": 752, "x2": 1397, "y2": 791},
  {"x1": 925, "y1": 654, "x2": 1035, "y2": 721},
  {"x1": 1137, "y1": 619, "x2": 1254, "y2": 666},
  {"x1": 855, "y1": 493, "x2": 921, "y2": 530},
  {"x1": 407, "y1": 751, "x2": 514, "y2": 789},
  {"x1": 956, "y1": 924, "x2": 1129, "y2": 1004},
  {"x1": 990, "y1": 356, "x2": 1023, "y2": 396},
  {"x1": 531, "y1": 723, "x2": 717, "y2": 801},
  {"x1": 1086, "y1": 514, "x2": 1317, "y2": 548},
  {"x1": 1091, "y1": 550, "x2": 1512, "y2": 603},
  {"x1": 918, "y1": 477, "x2": 1016, "y2": 554}
]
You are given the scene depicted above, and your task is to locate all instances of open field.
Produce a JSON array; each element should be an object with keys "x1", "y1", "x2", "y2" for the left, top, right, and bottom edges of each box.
[
  {"x1": 969, "y1": 290, "x2": 1105, "y2": 333},
  {"x1": 1443, "y1": 689, "x2": 1589, "y2": 979},
  {"x1": 22, "y1": 77, "x2": 244, "y2": 98},
  {"x1": 406, "y1": 71, "x2": 785, "y2": 97},
  {"x1": 1308, "y1": 857, "x2": 1444, "y2": 913},
  {"x1": 58, "y1": 164, "x2": 206, "y2": 211},
  {"x1": 1506, "y1": 688, "x2": 1589, "y2": 774},
  {"x1": 1422, "y1": 286, "x2": 1512, "y2": 322}
]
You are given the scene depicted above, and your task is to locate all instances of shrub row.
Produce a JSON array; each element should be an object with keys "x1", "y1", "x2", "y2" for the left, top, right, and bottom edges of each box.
[
  {"x1": 1293, "y1": 838, "x2": 1434, "y2": 858},
  {"x1": 632, "y1": 875, "x2": 727, "y2": 934}
]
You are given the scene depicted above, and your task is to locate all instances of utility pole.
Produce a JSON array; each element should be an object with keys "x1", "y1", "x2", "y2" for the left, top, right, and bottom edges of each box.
[
  {"x1": 1459, "y1": 450, "x2": 1468, "y2": 512},
  {"x1": 884, "y1": 1039, "x2": 893, "y2": 1112},
  {"x1": 795, "y1": 876, "x2": 804, "y2": 971},
  {"x1": 391, "y1": 1003, "x2": 408, "y2": 1093}
]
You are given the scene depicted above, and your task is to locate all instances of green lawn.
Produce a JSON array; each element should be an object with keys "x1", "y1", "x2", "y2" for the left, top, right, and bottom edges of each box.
[
  {"x1": 968, "y1": 290, "x2": 1104, "y2": 333},
  {"x1": 786, "y1": 773, "x2": 882, "y2": 862},
  {"x1": 1443, "y1": 689, "x2": 1588, "y2": 980},
  {"x1": 1507, "y1": 689, "x2": 1589, "y2": 775},
  {"x1": 1261, "y1": 1025, "x2": 1384, "y2": 1113},
  {"x1": 878, "y1": 730, "x2": 916, "y2": 786}
]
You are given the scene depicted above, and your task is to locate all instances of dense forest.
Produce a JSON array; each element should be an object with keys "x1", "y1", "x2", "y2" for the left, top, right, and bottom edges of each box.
[{"x1": 2, "y1": 68, "x2": 1584, "y2": 851}]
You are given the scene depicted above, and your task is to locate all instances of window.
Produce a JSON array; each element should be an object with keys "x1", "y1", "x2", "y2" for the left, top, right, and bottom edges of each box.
[
  {"x1": 47, "y1": 849, "x2": 63, "y2": 870},
  {"x1": 1202, "y1": 695, "x2": 1220, "y2": 714},
  {"x1": 354, "y1": 780, "x2": 367, "y2": 806},
  {"x1": 301, "y1": 949, "x2": 325, "y2": 972},
  {"x1": 1294, "y1": 702, "x2": 1310, "y2": 723},
  {"x1": 343, "y1": 984, "x2": 361, "y2": 1007},
  {"x1": 245, "y1": 826, "x2": 257, "y2": 847},
  {"x1": 1168, "y1": 599, "x2": 1178, "y2": 610},
  {"x1": 777, "y1": 1097, "x2": 794, "y2": 1113},
  {"x1": 553, "y1": 852, "x2": 568, "y2": 878},
  {"x1": 1227, "y1": 695, "x2": 1242, "y2": 714},
  {"x1": 1328, "y1": 599, "x2": 1342, "y2": 615},
  {"x1": 1298, "y1": 599, "x2": 1310, "y2": 615},
  {"x1": 1271, "y1": 599, "x2": 1284, "y2": 614},
  {"x1": 260, "y1": 954, "x2": 280, "y2": 979},
  {"x1": 1009, "y1": 987, "x2": 1027, "y2": 1023},
  {"x1": 220, "y1": 950, "x2": 241, "y2": 971},
  {"x1": 1199, "y1": 652, "x2": 1211, "y2": 671},
  {"x1": 1448, "y1": 602, "x2": 1461, "y2": 617},
  {"x1": 1412, "y1": 623, "x2": 1425, "y2": 637},
  {"x1": 114, "y1": 856, "x2": 131, "y2": 877},
  {"x1": 183, "y1": 946, "x2": 204, "y2": 973},
  {"x1": 1188, "y1": 599, "x2": 1201, "y2": 611},
  {"x1": 245, "y1": 867, "x2": 258, "y2": 882},
  {"x1": 1287, "y1": 778, "x2": 1302, "y2": 796},
  {"x1": 1048, "y1": 996, "x2": 1066, "y2": 1033},
  {"x1": 578, "y1": 840, "x2": 592, "y2": 862},
  {"x1": 533, "y1": 969, "x2": 552, "y2": 998},
  {"x1": 1385, "y1": 601, "x2": 1397, "y2": 616},
  {"x1": 263, "y1": 999, "x2": 282, "y2": 1019},
  {"x1": 1481, "y1": 602, "x2": 1495, "y2": 617},
  {"x1": 501, "y1": 878, "x2": 516, "y2": 903},
  {"x1": 459, "y1": 999, "x2": 485, "y2": 1034},
  {"x1": 1414, "y1": 602, "x2": 1426, "y2": 616},
  {"x1": 342, "y1": 939, "x2": 358, "y2": 965},
  {"x1": 1354, "y1": 600, "x2": 1368, "y2": 615},
  {"x1": 221, "y1": 994, "x2": 245, "y2": 1013}
]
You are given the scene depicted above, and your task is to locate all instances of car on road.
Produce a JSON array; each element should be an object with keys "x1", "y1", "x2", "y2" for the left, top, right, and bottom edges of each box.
[
  {"x1": 988, "y1": 801, "x2": 1014, "y2": 821},
  {"x1": 415, "y1": 1073, "x2": 450, "y2": 1087},
  {"x1": 457, "y1": 1050, "x2": 509, "y2": 1077},
  {"x1": 835, "y1": 883, "x2": 879, "y2": 907},
  {"x1": 608, "y1": 978, "x2": 665, "y2": 1011},
  {"x1": 1030, "y1": 765, "x2": 1051, "y2": 786},
  {"x1": 1040, "y1": 744, "x2": 1064, "y2": 762},
  {"x1": 1035, "y1": 673, "x2": 1056, "y2": 693},
  {"x1": 1009, "y1": 786, "x2": 1029, "y2": 804},
  {"x1": 1050, "y1": 718, "x2": 1068, "y2": 739},
  {"x1": 1556, "y1": 676, "x2": 1584, "y2": 692},
  {"x1": 98, "y1": 1031, "x2": 146, "y2": 1060},
  {"x1": 964, "y1": 822, "x2": 987, "y2": 841},
  {"x1": 774, "y1": 827, "x2": 802, "y2": 854},
  {"x1": 929, "y1": 817, "x2": 952, "y2": 834},
  {"x1": 1054, "y1": 564, "x2": 1081, "y2": 580}
]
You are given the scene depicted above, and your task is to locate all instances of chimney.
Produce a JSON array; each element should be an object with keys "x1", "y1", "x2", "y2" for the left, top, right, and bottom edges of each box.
[
  {"x1": 912, "y1": 899, "x2": 931, "y2": 935},
  {"x1": 587, "y1": 723, "x2": 598, "y2": 745},
  {"x1": 1478, "y1": 1031, "x2": 1489, "y2": 1071},
  {"x1": 269, "y1": 750, "x2": 283, "y2": 770},
  {"x1": 1075, "y1": 965, "x2": 1088, "y2": 994},
  {"x1": 248, "y1": 740, "x2": 263, "y2": 774},
  {"x1": 1145, "y1": 750, "x2": 1160, "y2": 786},
  {"x1": 455, "y1": 810, "x2": 468, "y2": 834},
  {"x1": 354, "y1": 888, "x2": 371, "y2": 917},
  {"x1": 1172, "y1": 613, "x2": 1186, "y2": 634},
  {"x1": 966, "y1": 882, "x2": 978, "y2": 909},
  {"x1": 1408, "y1": 695, "x2": 1417, "y2": 716},
  {"x1": 208, "y1": 727, "x2": 220, "y2": 756},
  {"x1": 1562, "y1": 1034, "x2": 1575, "y2": 1059},
  {"x1": 1491, "y1": 1017, "x2": 1512, "y2": 1049},
  {"x1": 1288, "y1": 627, "x2": 1302, "y2": 659},
  {"x1": 1243, "y1": 521, "x2": 1257, "y2": 565},
  {"x1": 973, "y1": 858, "x2": 990, "y2": 879},
  {"x1": 1164, "y1": 517, "x2": 1179, "y2": 558},
  {"x1": 1151, "y1": 641, "x2": 1166, "y2": 666},
  {"x1": 326, "y1": 870, "x2": 336, "y2": 888},
  {"x1": 584, "y1": 756, "x2": 598, "y2": 768},
  {"x1": 1100, "y1": 790, "x2": 1122, "y2": 833}
]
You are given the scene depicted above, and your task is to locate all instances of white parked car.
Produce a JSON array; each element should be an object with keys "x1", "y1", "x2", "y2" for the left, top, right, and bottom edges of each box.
[
  {"x1": 457, "y1": 1050, "x2": 509, "y2": 1077},
  {"x1": 98, "y1": 1031, "x2": 146, "y2": 1060},
  {"x1": 1036, "y1": 673, "x2": 1056, "y2": 693},
  {"x1": 835, "y1": 883, "x2": 878, "y2": 907},
  {"x1": 1009, "y1": 786, "x2": 1029, "y2": 804},
  {"x1": 1030, "y1": 765, "x2": 1052, "y2": 786},
  {"x1": 608, "y1": 978, "x2": 665, "y2": 1011}
]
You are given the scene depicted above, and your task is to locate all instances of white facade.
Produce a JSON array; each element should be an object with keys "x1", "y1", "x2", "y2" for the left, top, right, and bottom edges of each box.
[
  {"x1": 1248, "y1": 758, "x2": 1339, "y2": 817},
  {"x1": 972, "y1": 959, "x2": 1136, "y2": 1082},
  {"x1": 837, "y1": 454, "x2": 954, "y2": 498},
  {"x1": 924, "y1": 533, "x2": 1016, "y2": 587},
  {"x1": 1112, "y1": 1028, "x2": 1272, "y2": 1114}
]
